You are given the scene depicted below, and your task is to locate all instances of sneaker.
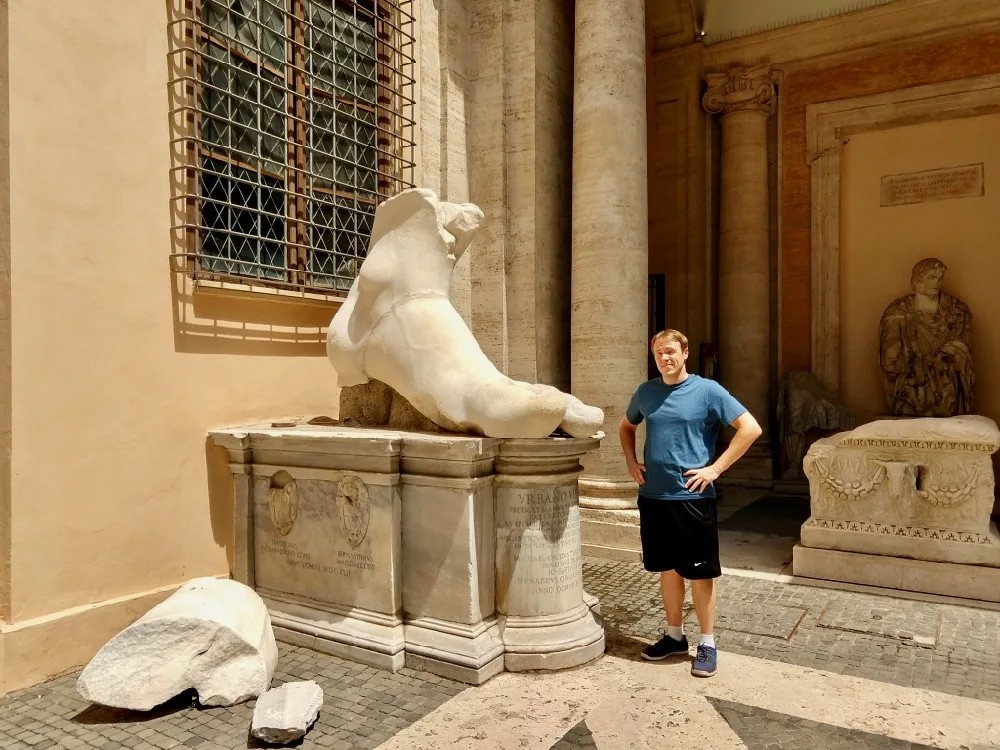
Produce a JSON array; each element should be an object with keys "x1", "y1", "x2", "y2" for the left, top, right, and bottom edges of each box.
[
  {"x1": 640, "y1": 633, "x2": 689, "y2": 661},
  {"x1": 691, "y1": 644, "x2": 718, "y2": 677}
]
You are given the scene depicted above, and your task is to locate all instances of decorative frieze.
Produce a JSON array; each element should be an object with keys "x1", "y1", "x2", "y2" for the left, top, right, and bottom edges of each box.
[{"x1": 802, "y1": 518, "x2": 993, "y2": 546}]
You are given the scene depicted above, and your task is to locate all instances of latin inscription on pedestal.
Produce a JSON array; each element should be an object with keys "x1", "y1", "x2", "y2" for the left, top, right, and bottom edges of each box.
[
  {"x1": 880, "y1": 163, "x2": 984, "y2": 206},
  {"x1": 253, "y1": 474, "x2": 397, "y2": 615},
  {"x1": 495, "y1": 484, "x2": 582, "y2": 617}
]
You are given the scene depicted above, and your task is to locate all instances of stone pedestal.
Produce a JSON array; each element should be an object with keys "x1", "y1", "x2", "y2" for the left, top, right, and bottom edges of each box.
[
  {"x1": 398, "y1": 436, "x2": 503, "y2": 684},
  {"x1": 495, "y1": 439, "x2": 605, "y2": 671},
  {"x1": 211, "y1": 424, "x2": 604, "y2": 684},
  {"x1": 794, "y1": 415, "x2": 1000, "y2": 601}
]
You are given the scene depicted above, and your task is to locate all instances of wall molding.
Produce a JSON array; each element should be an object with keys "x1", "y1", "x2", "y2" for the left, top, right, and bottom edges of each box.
[{"x1": 703, "y1": 0, "x2": 898, "y2": 45}]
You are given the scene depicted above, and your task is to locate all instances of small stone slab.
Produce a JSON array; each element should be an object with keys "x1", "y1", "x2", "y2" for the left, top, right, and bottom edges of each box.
[
  {"x1": 251, "y1": 680, "x2": 324, "y2": 745},
  {"x1": 686, "y1": 601, "x2": 807, "y2": 641},
  {"x1": 817, "y1": 596, "x2": 939, "y2": 647}
]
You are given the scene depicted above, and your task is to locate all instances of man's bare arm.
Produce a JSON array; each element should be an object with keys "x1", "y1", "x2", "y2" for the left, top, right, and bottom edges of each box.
[
  {"x1": 684, "y1": 411, "x2": 763, "y2": 493},
  {"x1": 619, "y1": 417, "x2": 645, "y2": 485}
]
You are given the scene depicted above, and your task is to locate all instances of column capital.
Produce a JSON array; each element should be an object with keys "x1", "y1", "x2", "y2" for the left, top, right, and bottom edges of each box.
[{"x1": 703, "y1": 64, "x2": 777, "y2": 116}]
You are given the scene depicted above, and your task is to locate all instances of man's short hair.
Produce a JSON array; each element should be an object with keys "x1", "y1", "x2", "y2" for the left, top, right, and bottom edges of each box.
[{"x1": 650, "y1": 329, "x2": 688, "y2": 351}]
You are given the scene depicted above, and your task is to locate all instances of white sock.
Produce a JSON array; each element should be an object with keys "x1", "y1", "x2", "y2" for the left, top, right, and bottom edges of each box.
[
  {"x1": 666, "y1": 625, "x2": 684, "y2": 640},
  {"x1": 699, "y1": 634, "x2": 716, "y2": 648}
]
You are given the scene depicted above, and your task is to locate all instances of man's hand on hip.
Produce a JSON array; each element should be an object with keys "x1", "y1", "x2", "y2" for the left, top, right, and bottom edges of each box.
[
  {"x1": 627, "y1": 461, "x2": 646, "y2": 485},
  {"x1": 683, "y1": 465, "x2": 720, "y2": 494}
]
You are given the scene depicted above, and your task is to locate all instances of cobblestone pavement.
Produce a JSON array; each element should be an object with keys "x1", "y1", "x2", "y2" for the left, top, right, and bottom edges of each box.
[
  {"x1": 3, "y1": 558, "x2": 1000, "y2": 749},
  {"x1": 0, "y1": 643, "x2": 464, "y2": 750},
  {"x1": 584, "y1": 557, "x2": 1000, "y2": 703}
]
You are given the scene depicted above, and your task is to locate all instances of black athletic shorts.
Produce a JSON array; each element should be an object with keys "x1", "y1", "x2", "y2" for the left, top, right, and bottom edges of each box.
[{"x1": 637, "y1": 496, "x2": 721, "y2": 579}]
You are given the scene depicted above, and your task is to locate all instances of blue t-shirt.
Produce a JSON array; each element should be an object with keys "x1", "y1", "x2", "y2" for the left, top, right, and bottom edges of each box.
[{"x1": 625, "y1": 374, "x2": 747, "y2": 500}]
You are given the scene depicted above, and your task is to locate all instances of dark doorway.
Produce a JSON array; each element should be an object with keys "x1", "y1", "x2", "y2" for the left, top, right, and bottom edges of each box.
[{"x1": 648, "y1": 273, "x2": 666, "y2": 379}]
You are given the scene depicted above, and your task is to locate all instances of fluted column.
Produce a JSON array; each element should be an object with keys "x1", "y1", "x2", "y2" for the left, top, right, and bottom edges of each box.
[
  {"x1": 703, "y1": 65, "x2": 775, "y2": 471},
  {"x1": 571, "y1": 0, "x2": 648, "y2": 508}
]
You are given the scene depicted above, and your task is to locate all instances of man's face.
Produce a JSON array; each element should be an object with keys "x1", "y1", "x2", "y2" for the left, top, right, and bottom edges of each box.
[
  {"x1": 652, "y1": 339, "x2": 688, "y2": 378},
  {"x1": 914, "y1": 268, "x2": 944, "y2": 297}
]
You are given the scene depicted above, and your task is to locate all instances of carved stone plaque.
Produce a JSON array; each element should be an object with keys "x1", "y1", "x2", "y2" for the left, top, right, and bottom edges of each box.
[
  {"x1": 880, "y1": 163, "x2": 984, "y2": 206},
  {"x1": 336, "y1": 474, "x2": 370, "y2": 548},
  {"x1": 268, "y1": 473, "x2": 297, "y2": 536}
]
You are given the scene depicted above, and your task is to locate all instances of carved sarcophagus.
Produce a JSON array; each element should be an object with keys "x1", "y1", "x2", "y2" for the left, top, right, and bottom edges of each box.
[{"x1": 801, "y1": 416, "x2": 1000, "y2": 566}]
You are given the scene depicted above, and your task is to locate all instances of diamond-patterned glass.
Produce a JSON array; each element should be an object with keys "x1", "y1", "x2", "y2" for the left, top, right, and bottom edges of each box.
[{"x1": 185, "y1": 0, "x2": 413, "y2": 291}]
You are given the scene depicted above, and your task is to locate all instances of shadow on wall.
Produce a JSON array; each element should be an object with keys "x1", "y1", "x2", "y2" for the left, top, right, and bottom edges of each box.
[
  {"x1": 164, "y1": 0, "x2": 340, "y2": 357},
  {"x1": 168, "y1": 270, "x2": 335, "y2": 357},
  {"x1": 205, "y1": 438, "x2": 236, "y2": 570}
]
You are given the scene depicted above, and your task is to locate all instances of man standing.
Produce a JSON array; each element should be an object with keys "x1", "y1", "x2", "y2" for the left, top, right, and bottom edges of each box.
[{"x1": 619, "y1": 329, "x2": 761, "y2": 677}]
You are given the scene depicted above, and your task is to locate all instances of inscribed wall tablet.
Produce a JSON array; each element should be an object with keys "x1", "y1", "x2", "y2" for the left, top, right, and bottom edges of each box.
[{"x1": 880, "y1": 164, "x2": 983, "y2": 206}]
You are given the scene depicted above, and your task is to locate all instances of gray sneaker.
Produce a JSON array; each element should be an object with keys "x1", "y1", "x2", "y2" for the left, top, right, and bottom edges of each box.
[{"x1": 691, "y1": 644, "x2": 718, "y2": 677}]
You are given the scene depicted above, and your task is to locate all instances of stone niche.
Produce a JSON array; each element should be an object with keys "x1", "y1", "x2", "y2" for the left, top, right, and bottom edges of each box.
[
  {"x1": 793, "y1": 415, "x2": 1000, "y2": 601},
  {"x1": 210, "y1": 424, "x2": 605, "y2": 685}
]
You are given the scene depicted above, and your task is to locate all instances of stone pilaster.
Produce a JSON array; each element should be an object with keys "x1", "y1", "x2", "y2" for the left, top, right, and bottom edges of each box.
[
  {"x1": 703, "y1": 64, "x2": 776, "y2": 479},
  {"x1": 571, "y1": 0, "x2": 648, "y2": 508}
]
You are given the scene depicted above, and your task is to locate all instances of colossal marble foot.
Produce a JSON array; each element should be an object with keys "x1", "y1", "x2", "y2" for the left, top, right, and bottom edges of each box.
[{"x1": 326, "y1": 188, "x2": 604, "y2": 439}]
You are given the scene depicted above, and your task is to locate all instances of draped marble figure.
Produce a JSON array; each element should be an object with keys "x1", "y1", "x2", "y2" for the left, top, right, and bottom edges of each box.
[{"x1": 878, "y1": 257, "x2": 974, "y2": 417}]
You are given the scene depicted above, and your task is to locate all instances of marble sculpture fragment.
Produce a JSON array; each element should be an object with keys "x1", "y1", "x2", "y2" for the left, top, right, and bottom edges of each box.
[
  {"x1": 327, "y1": 188, "x2": 604, "y2": 439},
  {"x1": 76, "y1": 578, "x2": 278, "y2": 711}
]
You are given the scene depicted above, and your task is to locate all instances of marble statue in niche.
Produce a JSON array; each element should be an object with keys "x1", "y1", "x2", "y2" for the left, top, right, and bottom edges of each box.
[{"x1": 878, "y1": 257, "x2": 974, "y2": 417}]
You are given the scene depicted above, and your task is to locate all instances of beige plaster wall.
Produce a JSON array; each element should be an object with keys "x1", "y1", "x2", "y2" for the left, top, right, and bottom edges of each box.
[
  {"x1": 840, "y1": 113, "x2": 1000, "y2": 425},
  {"x1": 1, "y1": 0, "x2": 355, "y2": 691}
]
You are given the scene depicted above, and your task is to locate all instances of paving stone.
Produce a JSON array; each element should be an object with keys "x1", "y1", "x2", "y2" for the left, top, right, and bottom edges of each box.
[{"x1": 584, "y1": 557, "x2": 1000, "y2": 704}]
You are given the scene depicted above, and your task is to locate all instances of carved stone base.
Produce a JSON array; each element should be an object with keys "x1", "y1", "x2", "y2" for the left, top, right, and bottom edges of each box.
[
  {"x1": 495, "y1": 439, "x2": 607, "y2": 671},
  {"x1": 403, "y1": 617, "x2": 504, "y2": 685},
  {"x1": 793, "y1": 544, "x2": 1000, "y2": 603},
  {"x1": 501, "y1": 603, "x2": 606, "y2": 672},
  {"x1": 799, "y1": 416, "x2": 1000, "y2": 596},
  {"x1": 801, "y1": 518, "x2": 1000, "y2": 567},
  {"x1": 266, "y1": 593, "x2": 406, "y2": 672},
  {"x1": 211, "y1": 423, "x2": 604, "y2": 685}
]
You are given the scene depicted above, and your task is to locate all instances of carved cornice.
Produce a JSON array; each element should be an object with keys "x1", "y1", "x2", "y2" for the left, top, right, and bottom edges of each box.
[{"x1": 702, "y1": 64, "x2": 777, "y2": 115}]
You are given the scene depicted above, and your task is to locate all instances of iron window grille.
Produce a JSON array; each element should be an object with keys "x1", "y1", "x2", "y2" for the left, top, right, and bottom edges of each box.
[{"x1": 168, "y1": 0, "x2": 415, "y2": 294}]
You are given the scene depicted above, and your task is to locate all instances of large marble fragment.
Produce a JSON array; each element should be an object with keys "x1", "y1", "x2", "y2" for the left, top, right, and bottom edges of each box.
[
  {"x1": 801, "y1": 415, "x2": 1000, "y2": 565},
  {"x1": 878, "y1": 257, "x2": 974, "y2": 417},
  {"x1": 77, "y1": 578, "x2": 278, "y2": 711},
  {"x1": 326, "y1": 188, "x2": 604, "y2": 439},
  {"x1": 251, "y1": 680, "x2": 324, "y2": 745}
]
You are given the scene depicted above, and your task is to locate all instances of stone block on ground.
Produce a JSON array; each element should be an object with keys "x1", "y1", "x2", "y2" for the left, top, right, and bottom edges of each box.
[
  {"x1": 76, "y1": 577, "x2": 278, "y2": 711},
  {"x1": 250, "y1": 680, "x2": 324, "y2": 745}
]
